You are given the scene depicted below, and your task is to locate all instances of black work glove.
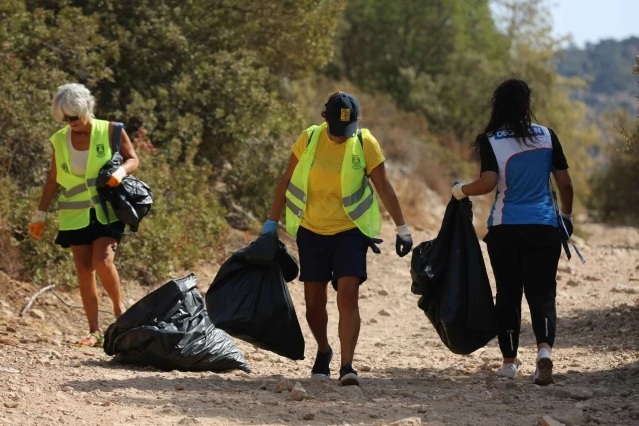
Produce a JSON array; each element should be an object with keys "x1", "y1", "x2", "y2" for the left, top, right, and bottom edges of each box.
[
  {"x1": 395, "y1": 224, "x2": 413, "y2": 257},
  {"x1": 560, "y1": 213, "x2": 573, "y2": 240},
  {"x1": 368, "y1": 238, "x2": 383, "y2": 254}
]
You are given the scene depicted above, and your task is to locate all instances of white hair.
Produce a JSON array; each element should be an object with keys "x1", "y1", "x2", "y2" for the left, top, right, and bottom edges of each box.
[{"x1": 51, "y1": 83, "x2": 95, "y2": 122}]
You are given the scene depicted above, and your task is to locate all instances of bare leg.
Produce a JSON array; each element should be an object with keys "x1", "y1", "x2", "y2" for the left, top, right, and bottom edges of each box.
[
  {"x1": 71, "y1": 244, "x2": 100, "y2": 344},
  {"x1": 92, "y1": 237, "x2": 125, "y2": 316},
  {"x1": 336, "y1": 276, "x2": 360, "y2": 367},
  {"x1": 304, "y1": 282, "x2": 330, "y2": 353}
]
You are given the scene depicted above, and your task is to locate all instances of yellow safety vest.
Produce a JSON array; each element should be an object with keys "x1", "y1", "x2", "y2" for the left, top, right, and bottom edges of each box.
[
  {"x1": 286, "y1": 123, "x2": 382, "y2": 238},
  {"x1": 50, "y1": 119, "x2": 117, "y2": 230}
]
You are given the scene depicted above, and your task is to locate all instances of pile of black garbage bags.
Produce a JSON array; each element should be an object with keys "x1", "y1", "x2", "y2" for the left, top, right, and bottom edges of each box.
[{"x1": 104, "y1": 233, "x2": 304, "y2": 372}]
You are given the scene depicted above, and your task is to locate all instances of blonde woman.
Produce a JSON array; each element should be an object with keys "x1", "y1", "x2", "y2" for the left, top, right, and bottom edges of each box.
[{"x1": 29, "y1": 83, "x2": 139, "y2": 347}]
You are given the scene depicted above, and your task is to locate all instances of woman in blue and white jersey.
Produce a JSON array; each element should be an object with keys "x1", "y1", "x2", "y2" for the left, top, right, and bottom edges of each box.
[{"x1": 452, "y1": 79, "x2": 574, "y2": 386}]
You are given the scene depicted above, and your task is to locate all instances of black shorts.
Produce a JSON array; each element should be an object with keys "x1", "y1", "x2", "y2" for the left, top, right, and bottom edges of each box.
[
  {"x1": 296, "y1": 226, "x2": 369, "y2": 291},
  {"x1": 55, "y1": 209, "x2": 125, "y2": 248}
]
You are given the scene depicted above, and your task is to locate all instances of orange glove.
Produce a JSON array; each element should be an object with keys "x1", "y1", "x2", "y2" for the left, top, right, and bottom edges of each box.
[
  {"x1": 106, "y1": 167, "x2": 126, "y2": 187},
  {"x1": 28, "y1": 211, "x2": 46, "y2": 240}
]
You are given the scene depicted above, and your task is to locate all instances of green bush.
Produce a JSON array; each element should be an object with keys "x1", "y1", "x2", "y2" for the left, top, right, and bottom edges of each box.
[{"x1": 588, "y1": 57, "x2": 639, "y2": 225}]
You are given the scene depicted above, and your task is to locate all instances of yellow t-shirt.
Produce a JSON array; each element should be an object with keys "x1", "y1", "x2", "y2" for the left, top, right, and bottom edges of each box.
[{"x1": 292, "y1": 126, "x2": 385, "y2": 235}]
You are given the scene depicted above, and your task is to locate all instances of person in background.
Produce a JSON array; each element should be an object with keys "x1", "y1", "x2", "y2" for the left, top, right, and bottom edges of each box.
[
  {"x1": 262, "y1": 92, "x2": 413, "y2": 386},
  {"x1": 452, "y1": 79, "x2": 573, "y2": 385},
  {"x1": 28, "y1": 83, "x2": 139, "y2": 347}
]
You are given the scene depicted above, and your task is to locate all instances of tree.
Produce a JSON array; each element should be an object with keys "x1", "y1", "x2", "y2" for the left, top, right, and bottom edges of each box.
[{"x1": 328, "y1": 0, "x2": 509, "y2": 140}]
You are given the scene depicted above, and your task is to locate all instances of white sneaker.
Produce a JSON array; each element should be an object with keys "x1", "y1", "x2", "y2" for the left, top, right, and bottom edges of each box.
[
  {"x1": 496, "y1": 363, "x2": 518, "y2": 379},
  {"x1": 533, "y1": 348, "x2": 554, "y2": 385}
]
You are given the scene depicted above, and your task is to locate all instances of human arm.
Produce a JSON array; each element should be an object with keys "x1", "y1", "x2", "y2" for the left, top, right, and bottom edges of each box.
[
  {"x1": 262, "y1": 153, "x2": 299, "y2": 234},
  {"x1": 452, "y1": 135, "x2": 498, "y2": 199},
  {"x1": 106, "y1": 123, "x2": 140, "y2": 187},
  {"x1": 29, "y1": 153, "x2": 60, "y2": 239},
  {"x1": 369, "y1": 162, "x2": 406, "y2": 227},
  {"x1": 453, "y1": 172, "x2": 499, "y2": 198},
  {"x1": 369, "y1": 162, "x2": 413, "y2": 257}
]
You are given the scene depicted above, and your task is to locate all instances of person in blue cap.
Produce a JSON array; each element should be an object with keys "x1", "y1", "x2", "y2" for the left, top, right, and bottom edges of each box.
[{"x1": 262, "y1": 91, "x2": 413, "y2": 386}]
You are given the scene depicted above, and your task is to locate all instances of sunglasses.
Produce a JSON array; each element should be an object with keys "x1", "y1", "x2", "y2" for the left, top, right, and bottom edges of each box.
[{"x1": 63, "y1": 115, "x2": 80, "y2": 122}]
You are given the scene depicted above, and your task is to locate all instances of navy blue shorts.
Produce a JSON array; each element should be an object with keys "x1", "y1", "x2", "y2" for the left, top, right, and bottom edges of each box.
[{"x1": 296, "y1": 226, "x2": 369, "y2": 291}]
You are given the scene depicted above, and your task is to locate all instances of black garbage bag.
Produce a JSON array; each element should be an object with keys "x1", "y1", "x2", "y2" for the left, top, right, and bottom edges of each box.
[
  {"x1": 206, "y1": 233, "x2": 305, "y2": 360},
  {"x1": 411, "y1": 197, "x2": 497, "y2": 355},
  {"x1": 96, "y1": 151, "x2": 153, "y2": 232},
  {"x1": 103, "y1": 273, "x2": 250, "y2": 372}
]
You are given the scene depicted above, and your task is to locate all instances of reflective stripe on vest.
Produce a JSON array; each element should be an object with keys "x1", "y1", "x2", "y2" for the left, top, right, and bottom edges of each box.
[
  {"x1": 285, "y1": 123, "x2": 381, "y2": 238},
  {"x1": 58, "y1": 195, "x2": 102, "y2": 210},
  {"x1": 62, "y1": 178, "x2": 97, "y2": 198}
]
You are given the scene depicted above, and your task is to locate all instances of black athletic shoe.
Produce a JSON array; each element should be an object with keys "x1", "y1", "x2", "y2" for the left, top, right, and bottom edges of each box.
[
  {"x1": 339, "y1": 363, "x2": 360, "y2": 386},
  {"x1": 311, "y1": 347, "x2": 333, "y2": 379}
]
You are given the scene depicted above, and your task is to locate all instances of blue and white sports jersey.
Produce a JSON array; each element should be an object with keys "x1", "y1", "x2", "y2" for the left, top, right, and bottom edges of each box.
[{"x1": 487, "y1": 124, "x2": 557, "y2": 228}]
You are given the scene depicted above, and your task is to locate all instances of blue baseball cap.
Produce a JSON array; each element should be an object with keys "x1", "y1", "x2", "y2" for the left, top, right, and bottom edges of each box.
[{"x1": 325, "y1": 93, "x2": 360, "y2": 138}]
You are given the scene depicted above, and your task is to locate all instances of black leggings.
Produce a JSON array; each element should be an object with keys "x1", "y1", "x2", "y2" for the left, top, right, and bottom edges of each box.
[{"x1": 485, "y1": 225, "x2": 561, "y2": 358}]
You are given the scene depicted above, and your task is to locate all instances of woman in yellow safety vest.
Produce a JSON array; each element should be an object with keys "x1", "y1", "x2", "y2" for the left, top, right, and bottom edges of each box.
[
  {"x1": 262, "y1": 91, "x2": 413, "y2": 386},
  {"x1": 28, "y1": 83, "x2": 139, "y2": 347}
]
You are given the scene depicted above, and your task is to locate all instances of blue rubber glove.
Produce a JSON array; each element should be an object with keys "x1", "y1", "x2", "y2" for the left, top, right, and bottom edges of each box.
[
  {"x1": 368, "y1": 238, "x2": 383, "y2": 254},
  {"x1": 261, "y1": 220, "x2": 279, "y2": 235}
]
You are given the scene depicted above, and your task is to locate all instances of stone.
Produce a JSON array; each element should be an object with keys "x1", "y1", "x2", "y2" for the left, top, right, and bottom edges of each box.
[
  {"x1": 360, "y1": 365, "x2": 372, "y2": 372},
  {"x1": 378, "y1": 289, "x2": 390, "y2": 296},
  {"x1": 369, "y1": 318, "x2": 378, "y2": 324},
  {"x1": 592, "y1": 387, "x2": 610, "y2": 397},
  {"x1": 539, "y1": 416, "x2": 565, "y2": 426},
  {"x1": 378, "y1": 309, "x2": 392, "y2": 317},
  {"x1": 290, "y1": 382, "x2": 307, "y2": 401},
  {"x1": 417, "y1": 407, "x2": 428, "y2": 413},
  {"x1": 258, "y1": 381, "x2": 268, "y2": 390},
  {"x1": 337, "y1": 385, "x2": 364, "y2": 399},
  {"x1": 0, "y1": 336, "x2": 20, "y2": 346},
  {"x1": 558, "y1": 265, "x2": 573, "y2": 274},
  {"x1": 4, "y1": 402, "x2": 18, "y2": 409},
  {"x1": 102, "y1": 401, "x2": 112, "y2": 407},
  {"x1": 69, "y1": 361, "x2": 81, "y2": 368},
  {"x1": 553, "y1": 410, "x2": 585, "y2": 426},
  {"x1": 568, "y1": 388, "x2": 593, "y2": 401},
  {"x1": 302, "y1": 413, "x2": 315, "y2": 420},
  {"x1": 29, "y1": 309, "x2": 45, "y2": 320},
  {"x1": 174, "y1": 384, "x2": 185, "y2": 391},
  {"x1": 62, "y1": 386, "x2": 74, "y2": 393},
  {"x1": 0, "y1": 367, "x2": 20, "y2": 374},
  {"x1": 389, "y1": 417, "x2": 422, "y2": 426},
  {"x1": 566, "y1": 279, "x2": 580, "y2": 287},
  {"x1": 554, "y1": 388, "x2": 572, "y2": 399},
  {"x1": 275, "y1": 380, "x2": 294, "y2": 393},
  {"x1": 6, "y1": 326, "x2": 17, "y2": 333},
  {"x1": 49, "y1": 350, "x2": 63, "y2": 359}
]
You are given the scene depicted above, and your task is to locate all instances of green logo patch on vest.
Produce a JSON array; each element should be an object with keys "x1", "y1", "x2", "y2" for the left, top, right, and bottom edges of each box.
[
  {"x1": 61, "y1": 163, "x2": 69, "y2": 174},
  {"x1": 96, "y1": 144, "x2": 105, "y2": 158},
  {"x1": 352, "y1": 155, "x2": 362, "y2": 170}
]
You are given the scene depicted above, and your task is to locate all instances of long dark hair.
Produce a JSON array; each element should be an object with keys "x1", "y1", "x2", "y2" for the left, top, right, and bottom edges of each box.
[{"x1": 473, "y1": 79, "x2": 538, "y2": 150}]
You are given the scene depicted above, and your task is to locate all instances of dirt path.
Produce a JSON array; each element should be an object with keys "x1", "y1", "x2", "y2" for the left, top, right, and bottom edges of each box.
[{"x1": 1, "y1": 221, "x2": 638, "y2": 426}]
